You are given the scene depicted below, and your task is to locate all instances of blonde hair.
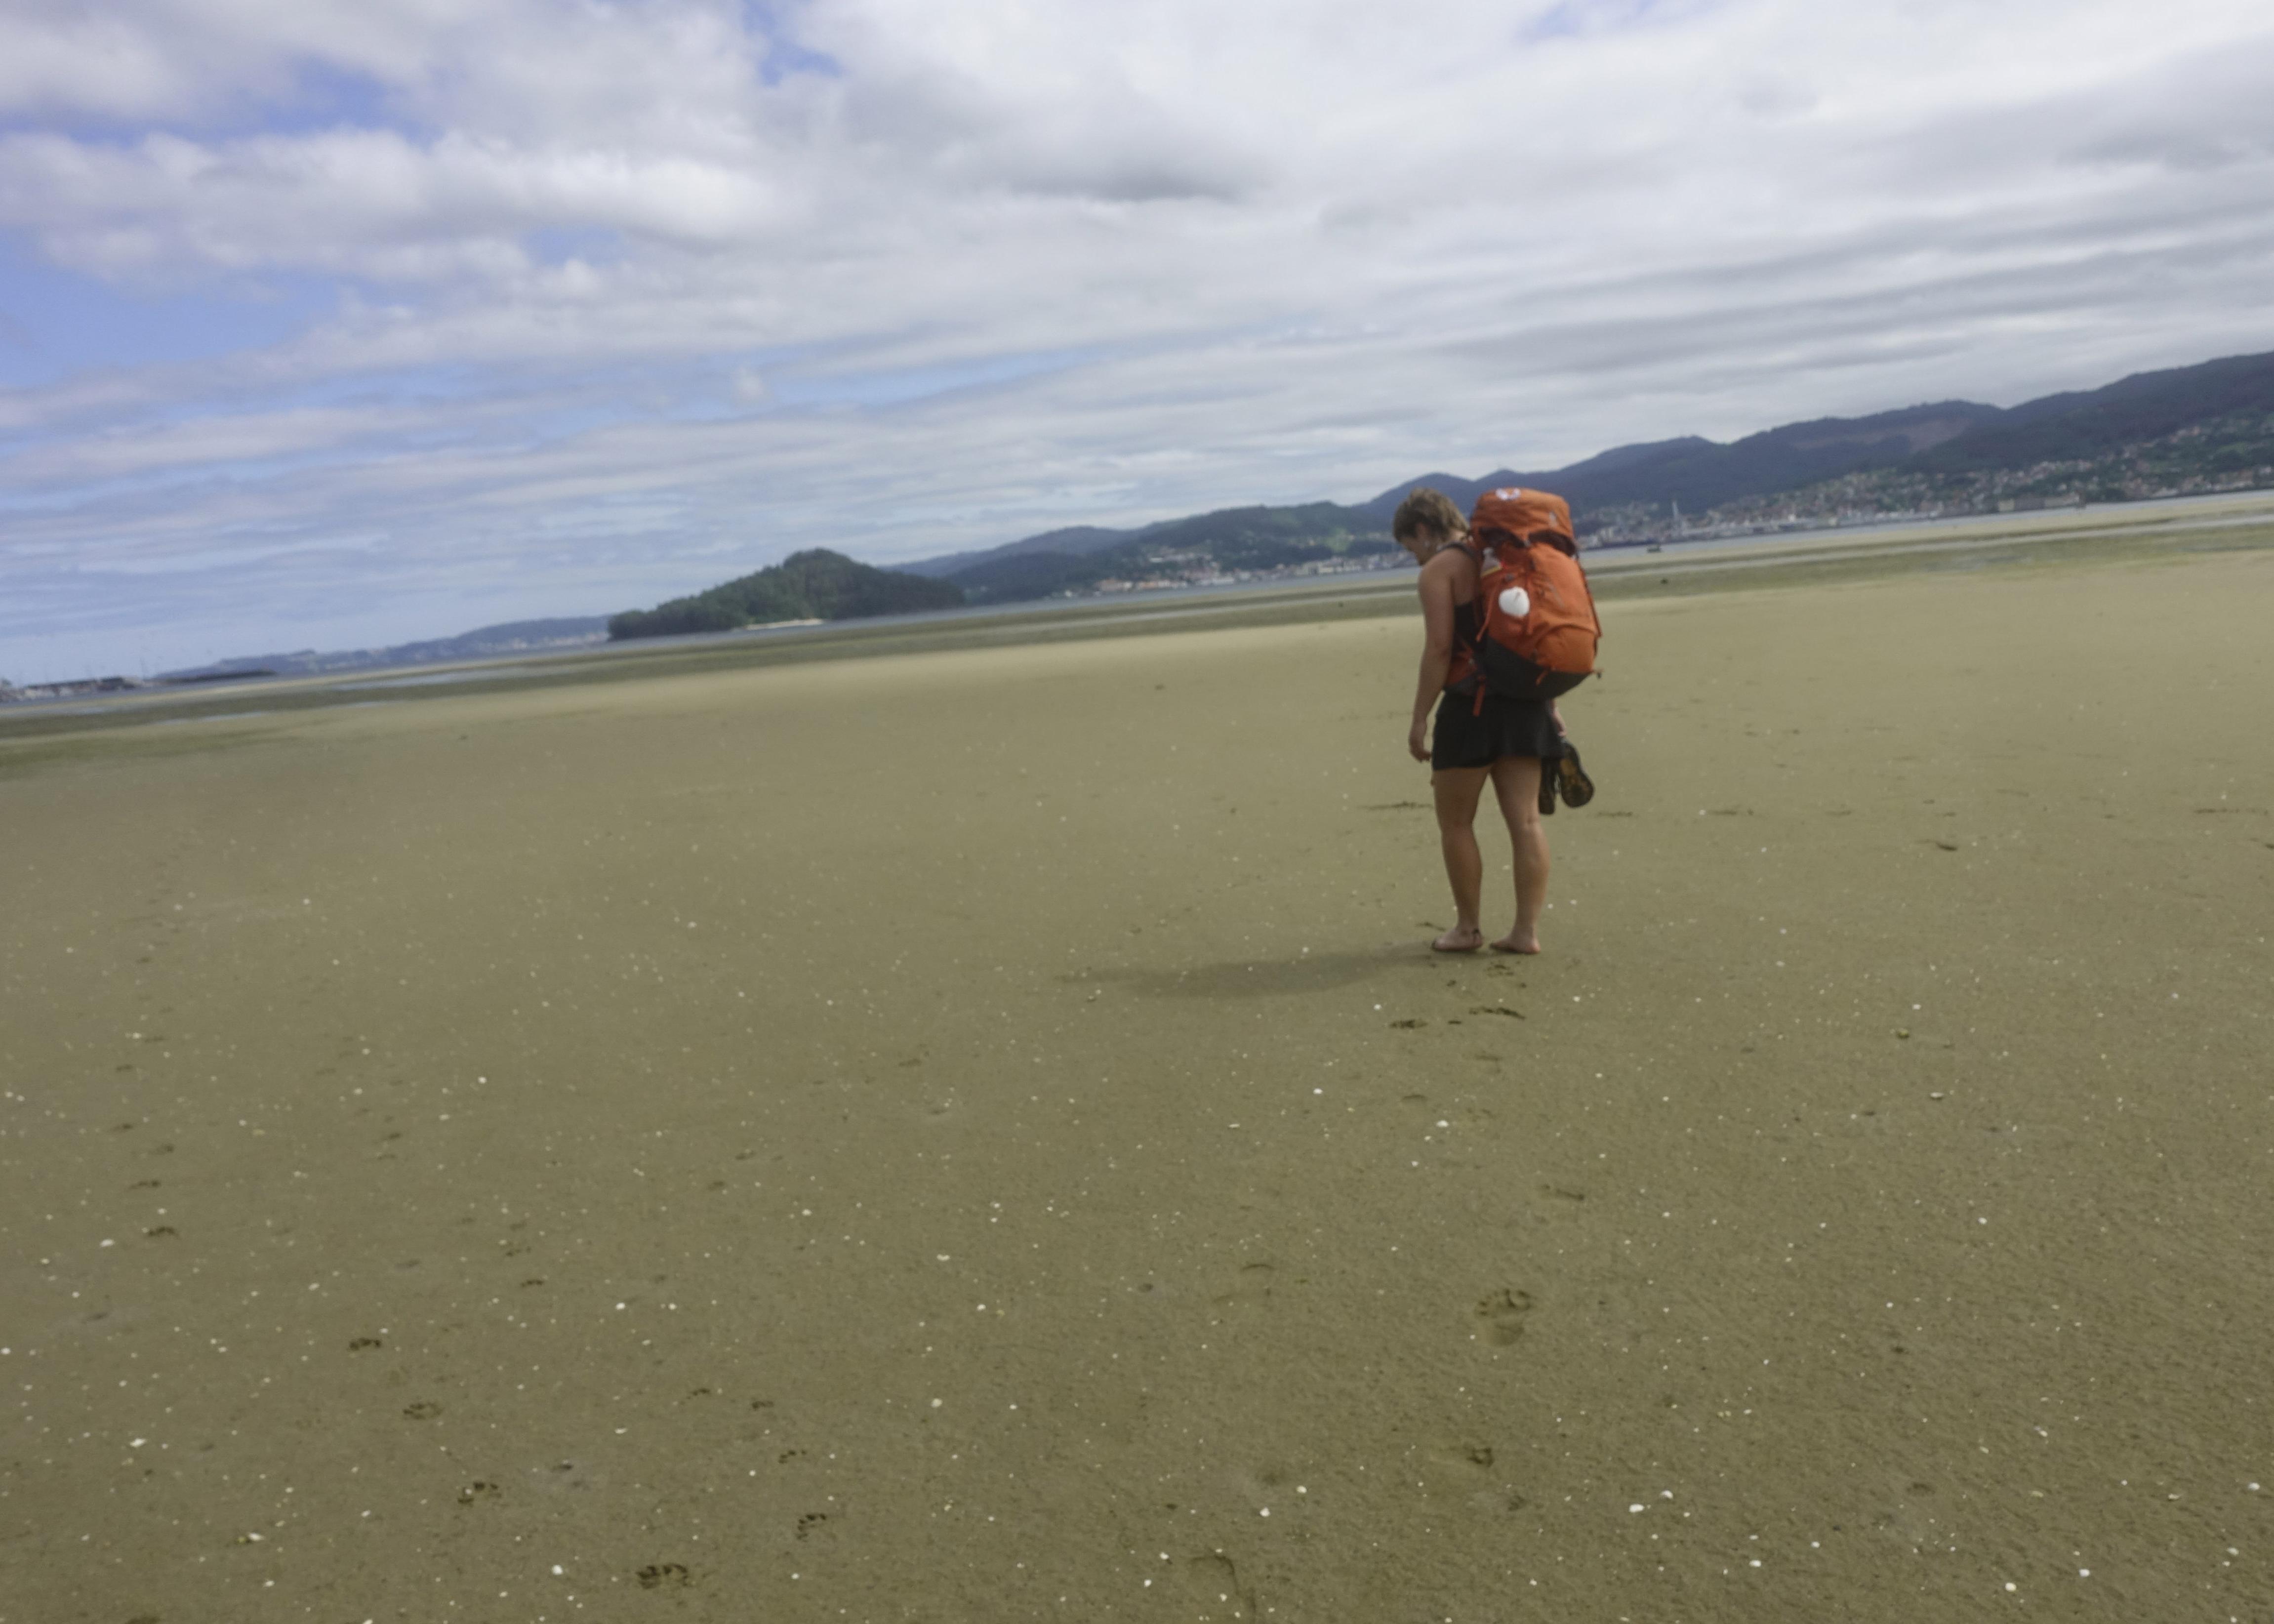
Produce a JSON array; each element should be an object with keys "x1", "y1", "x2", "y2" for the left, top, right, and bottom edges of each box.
[{"x1": 1391, "y1": 487, "x2": 1468, "y2": 548}]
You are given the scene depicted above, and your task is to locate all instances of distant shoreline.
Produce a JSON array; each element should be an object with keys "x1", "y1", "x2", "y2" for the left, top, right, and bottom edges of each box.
[{"x1": 8, "y1": 487, "x2": 2272, "y2": 740}]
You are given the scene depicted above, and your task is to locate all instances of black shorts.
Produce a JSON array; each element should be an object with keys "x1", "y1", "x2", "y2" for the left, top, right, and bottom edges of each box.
[{"x1": 1431, "y1": 688, "x2": 1563, "y2": 771}]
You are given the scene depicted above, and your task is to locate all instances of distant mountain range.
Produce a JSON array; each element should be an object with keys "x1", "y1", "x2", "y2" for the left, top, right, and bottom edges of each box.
[
  {"x1": 896, "y1": 502, "x2": 1392, "y2": 604},
  {"x1": 900, "y1": 347, "x2": 2274, "y2": 602},
  {"x1": 158, "y1": 616, "x2": 609, "y2": 682}
]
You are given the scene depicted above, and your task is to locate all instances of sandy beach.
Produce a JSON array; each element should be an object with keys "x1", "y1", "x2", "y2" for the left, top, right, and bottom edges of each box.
[{"x1": 5, "y1": 528, "x2": 2274, "y2": 1621}]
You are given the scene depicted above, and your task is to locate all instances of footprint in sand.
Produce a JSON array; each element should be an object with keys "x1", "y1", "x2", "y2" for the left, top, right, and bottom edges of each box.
[
  {"x1": 456, "y1": 1481, "x2": 500, "y2": 1506},
  {"x1": 795, "y1": 1512, "x2": 829, "y2": 1540},
  {"x1": 1210, "y1": 1261, "x2": 1278, "y2": 1311},
  {"x1": 1419, "y1": 1441, "x2": 1525, "y2": 1511},
  {"x1": 635, "y1": 1563, "x2": 691, "y2": 1589},
  {"x1": 529, "y1": 1460, "x2": 593, "y2": 1496},
  {"x1": 1473, "y1": 1289, "x2": 1534, "y2": 1345},
  {"x1": 402, "y1": 1400, "x2": 442, "y2": 1421},
  {"x1": 1166, "y1": 1549, "x2": 1253, "y2": 1619},
  {"x1": 1230, "y1": 1461, "x2": 1296, "y2": 1502}
]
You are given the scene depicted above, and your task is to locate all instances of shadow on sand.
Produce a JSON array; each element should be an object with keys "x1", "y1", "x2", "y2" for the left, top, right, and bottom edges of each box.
[{"x1": 1088, "y1": 943, "x2": 1448, "y2": 1000}]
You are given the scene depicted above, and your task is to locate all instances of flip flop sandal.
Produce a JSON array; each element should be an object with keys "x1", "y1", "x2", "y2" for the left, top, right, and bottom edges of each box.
[
  {"x1": 1556, "y1": 747, "x2": 1595, "y2": 809},
  {"x1": 1537, "y1": 764, "x2": 1557, "y2": 816}
]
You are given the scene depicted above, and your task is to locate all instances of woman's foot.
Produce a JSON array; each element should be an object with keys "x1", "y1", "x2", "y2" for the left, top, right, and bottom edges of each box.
[
  {"x1": 1432, "y1": 925, "x2": 1485, "y2": 952},
  {"x1": 1490, "y1": 931, "x2": 1541, "y2": 954}
]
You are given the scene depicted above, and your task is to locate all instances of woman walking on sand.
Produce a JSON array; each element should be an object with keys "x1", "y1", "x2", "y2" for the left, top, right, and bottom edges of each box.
[{"x1": 1394, "y1": 488, "x2": 1587, "y2": 954}]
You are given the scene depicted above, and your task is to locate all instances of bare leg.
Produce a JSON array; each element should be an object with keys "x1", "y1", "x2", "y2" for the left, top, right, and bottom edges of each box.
[
  {"x1": 1487, "y1": 756, "x2": 1550, "y2": 953},
  {"x1": 1429, "y1": 767, "x2": 1490, "y2": 951}
]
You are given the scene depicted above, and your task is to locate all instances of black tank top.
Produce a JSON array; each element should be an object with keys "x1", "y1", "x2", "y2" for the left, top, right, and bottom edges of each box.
[{"x1": 1447, "y1": 542, "x2": 1484, "y2": 690}]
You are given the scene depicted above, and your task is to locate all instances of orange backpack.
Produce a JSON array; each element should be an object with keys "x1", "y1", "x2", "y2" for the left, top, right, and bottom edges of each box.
[{"x1": 1464, "y1": 486, "x2": 1600, "y2": 703}]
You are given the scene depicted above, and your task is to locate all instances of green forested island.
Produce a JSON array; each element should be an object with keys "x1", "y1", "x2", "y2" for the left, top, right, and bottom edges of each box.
[{"x1": 608, "y1": 548, "x2": 964, "y2": 641}]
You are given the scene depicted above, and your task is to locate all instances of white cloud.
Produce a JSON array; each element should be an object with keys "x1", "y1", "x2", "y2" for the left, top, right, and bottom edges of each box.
[{"x1": 3, "y1": 0, "x2": 2274, "y2": 677}]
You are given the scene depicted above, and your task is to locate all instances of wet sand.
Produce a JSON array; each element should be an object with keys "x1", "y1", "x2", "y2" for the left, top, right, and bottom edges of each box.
[{"x1": 5, "y1": 538, "x2": 2274, "y2": 1621}]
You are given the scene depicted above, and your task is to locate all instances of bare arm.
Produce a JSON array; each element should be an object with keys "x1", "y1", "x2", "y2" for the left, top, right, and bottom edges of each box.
[{"x1": 1406, "y1": 555, "x2": 1461, "y2": 762}]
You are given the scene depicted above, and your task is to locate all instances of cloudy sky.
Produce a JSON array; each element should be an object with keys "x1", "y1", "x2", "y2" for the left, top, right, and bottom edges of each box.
[{"x1": 2, "y1": 0, "x2": 2270, "y2": 679}]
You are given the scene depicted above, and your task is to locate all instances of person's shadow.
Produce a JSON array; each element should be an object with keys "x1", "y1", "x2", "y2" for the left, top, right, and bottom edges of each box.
[{"x1": 1087, "y1": 944, "x2": 1447, "y2": 1001}]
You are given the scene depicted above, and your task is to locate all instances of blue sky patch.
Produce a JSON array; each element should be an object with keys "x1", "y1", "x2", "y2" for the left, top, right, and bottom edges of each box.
[
  {"x1": 744, "y1": 2, "x2": 845, "y2": 84},
  {"x1": 0, "y1": 247, "x2": 335, "y2": 388}
]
